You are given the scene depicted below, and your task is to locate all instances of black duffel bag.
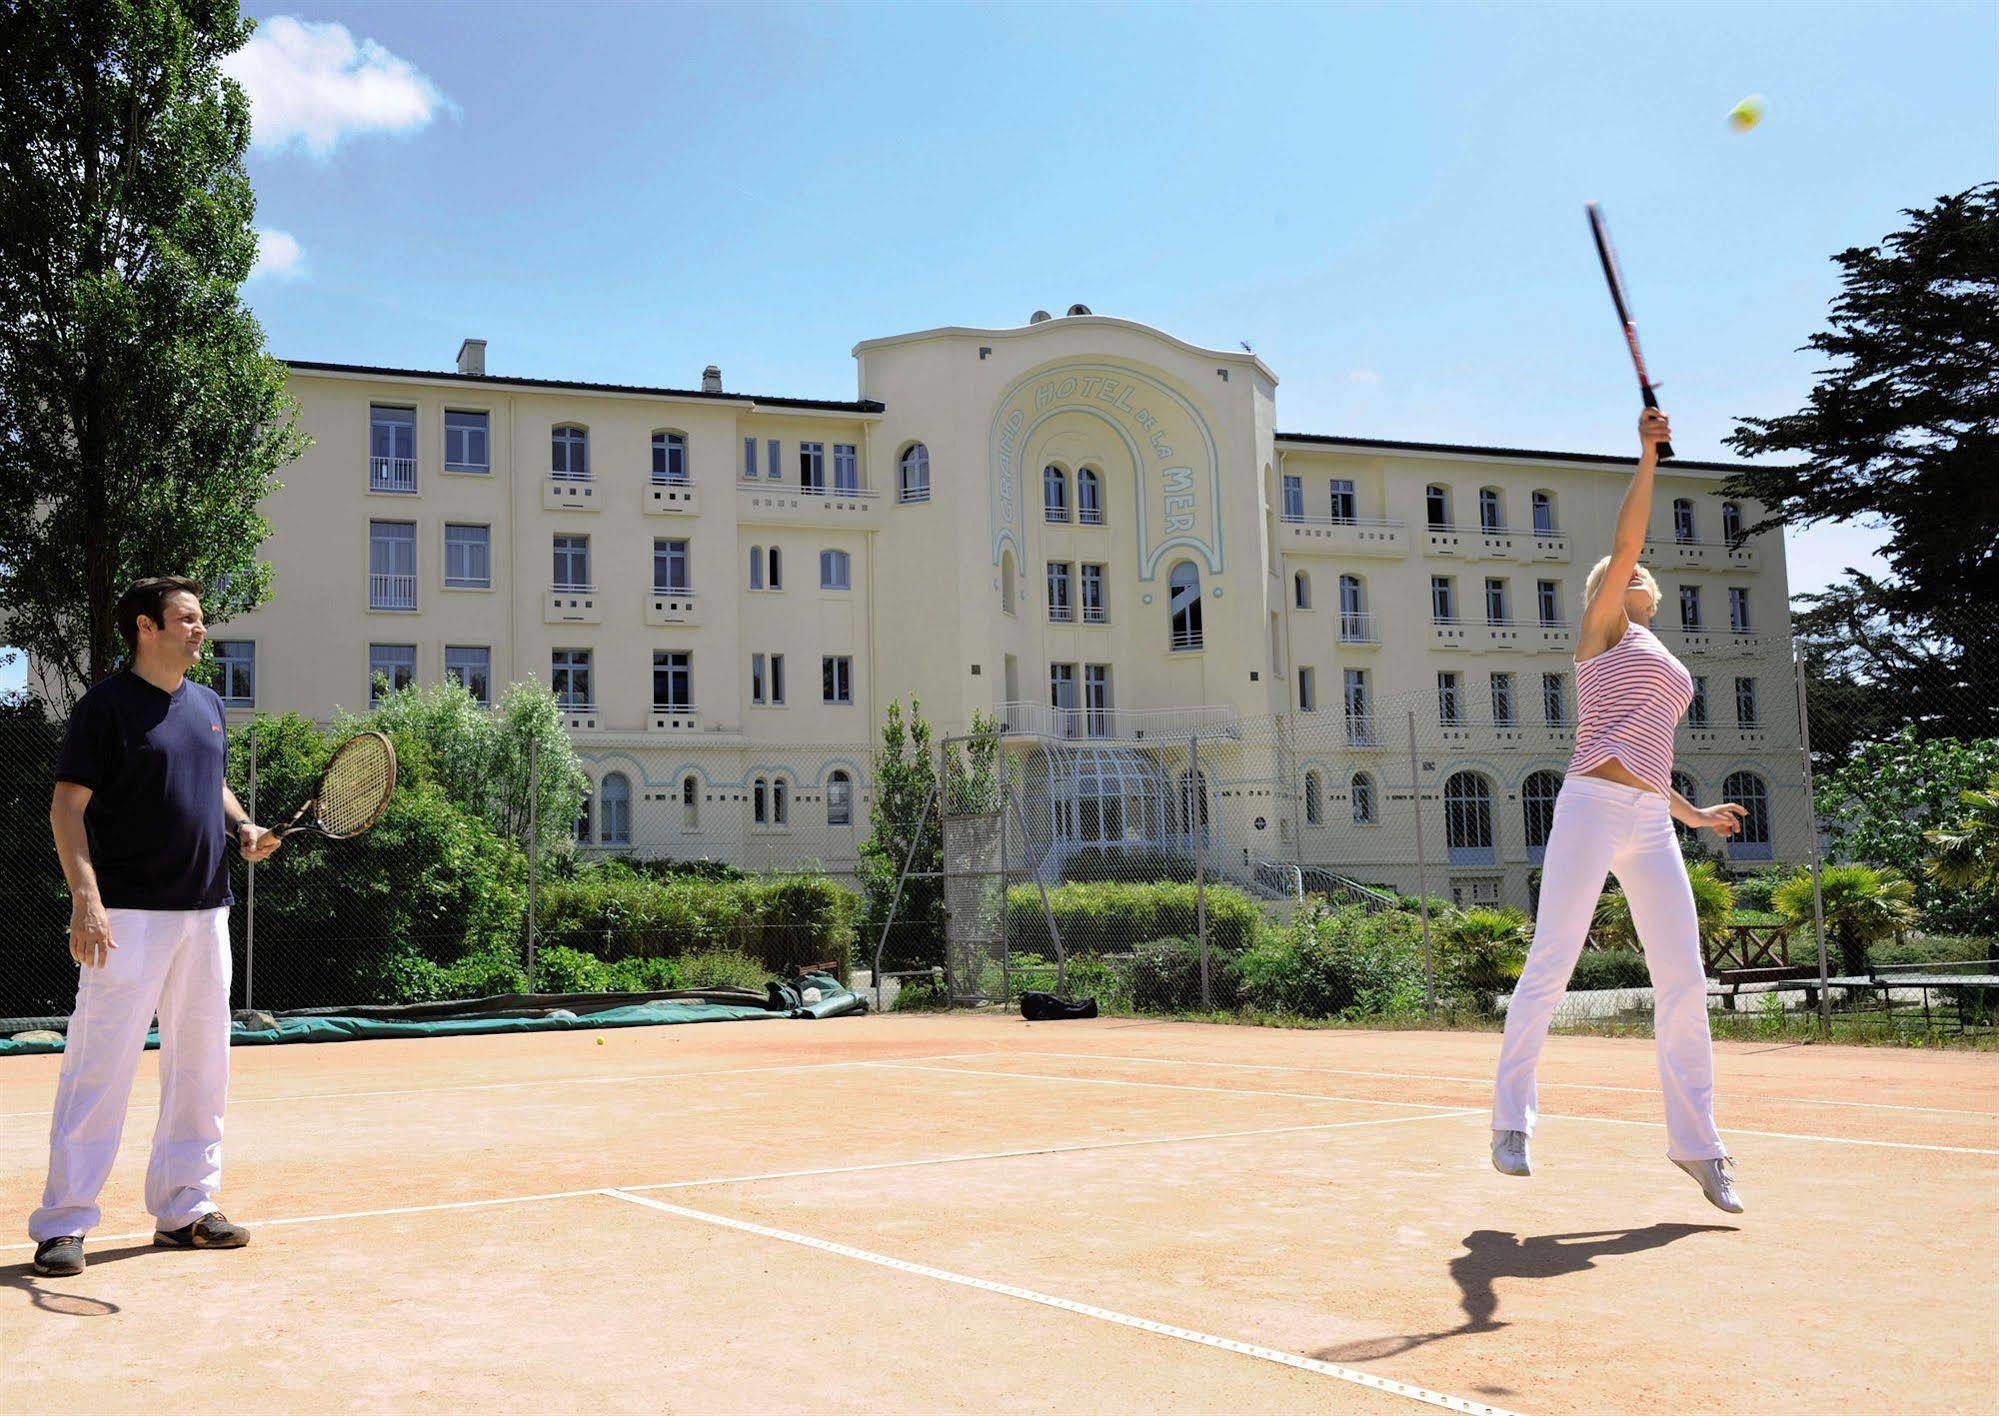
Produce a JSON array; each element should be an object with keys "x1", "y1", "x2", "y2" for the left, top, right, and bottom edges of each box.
[{"x1": 1021, "y1": 991, "x2": 1099, "y2": 1021}]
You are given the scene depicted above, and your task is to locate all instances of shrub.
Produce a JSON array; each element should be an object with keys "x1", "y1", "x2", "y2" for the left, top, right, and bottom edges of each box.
[
  {"x1": 1568, "y1": 949, "x2": 1652, "y2": 991},
  {"x1": 536, "y1": 867, "x2": 857, "y2": 980},
  {"x1": 1057, "y1": 952, "x2": 1130, "y2": 1011},
  {"x1": 1434, "y1": 907, "x2": 1531, "y2": 1012},
  {"x1": 1594, "y1": 862, "x2": 1736, "y2": 958},
  {"x1": 890, "y1": 974, "x2": 948, "y2": 1011},
  {"x1": 1005, "y1": 880, "x2": 1265, "y2": 960},
  {"x1": 1238, "y1": 904, "x2": 1428, "y2": 1019},
  {"x1": 1772, "y1": 863, "x2": 1917, "y2": 976},
  {"x1": 1128, "y1": 936, "x2": 1239, "y2": 1011},
  {"x1": 1866, "y1": 934, "x2": 1997, "y2": 969},
  {"x1": 1730, "y1": 865, "x2": 1799, "y2": 915},
  {"x1": 675, "y1": 949, "x2": 770, "y2": 992}
]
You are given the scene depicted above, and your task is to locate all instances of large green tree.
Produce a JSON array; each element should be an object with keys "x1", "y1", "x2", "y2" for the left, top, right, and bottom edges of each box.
[{"x1": 0, "y1": 0, "x2": 304, "y2": 707}]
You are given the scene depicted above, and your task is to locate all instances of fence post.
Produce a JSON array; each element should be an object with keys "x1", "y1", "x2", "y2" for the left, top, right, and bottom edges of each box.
[
  {"x1": 244, "y1": 732, "x2": 256, "y2": 1013},
  {"x1": 1407, "y1": 709, "x2": 1436, "y2": 1012},
  {"x1": 526, "y1": 731, "x2": 538, "y2": 995},
  {"x1": 1193, "y1": 734, "x2": 1211, "y2": 1012},
  {"x1": 1793, "y1": 642, "x2": 1832, "y2": 1033}
]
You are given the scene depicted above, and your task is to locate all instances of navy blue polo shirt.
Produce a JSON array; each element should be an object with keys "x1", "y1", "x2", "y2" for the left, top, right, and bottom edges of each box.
[{"x1": 55, "y1": 670, "x2": 233, "y2": 911}]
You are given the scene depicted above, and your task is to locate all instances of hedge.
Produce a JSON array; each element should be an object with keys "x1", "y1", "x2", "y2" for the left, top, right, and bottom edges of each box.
[{"x1": 535, "y1": 867, "x2": 859, "y2": 980}]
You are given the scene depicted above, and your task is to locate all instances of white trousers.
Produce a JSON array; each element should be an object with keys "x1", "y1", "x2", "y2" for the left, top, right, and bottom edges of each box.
[
  {"x1": 1492, "y1": 776, "x2": 1725, "y2": 1161},
  {"x1": 30, "y1": 906, "x2": 233, "y2": 1241}
]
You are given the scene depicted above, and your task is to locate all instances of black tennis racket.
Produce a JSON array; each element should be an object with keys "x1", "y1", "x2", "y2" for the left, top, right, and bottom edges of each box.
[
  {"x1": 1586, "y1": 202, "x2": 1675, "y2": 460},
  {"x1": 277, "y1": 731, "x2": 397, "y2": 840}
]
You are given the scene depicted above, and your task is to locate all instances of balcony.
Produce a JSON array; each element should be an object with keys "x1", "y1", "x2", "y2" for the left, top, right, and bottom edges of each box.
[
  {"x1": 544, "y1": 472, "x2": 599, "y2": 511},
  {"x1": 644, "y1": 588, "x2": 699, "y2": 627},
  {"x1": 368, "y1": 573, "x2": 416, "y2": 611},
  {"x1": 1481, "y1": 617, "x2": 1527, "y2": 651},
  {"x1": 1475, "y1": 526, "x2": 1522, "y2": 560},
  {"x1": 1424, "y1": 523, "x2": 1470, "y2": 558},
  {"x1": 1530, "y1": 530, "x2": 1571, "y2": 563},
  {"x1": 1723, "y1": 631, "x2": 1764, "y2": 657},
  {"x1": 1680, "y1": 720, "x2": 1722, "y2": 752},
  {"x1": 645, "y1": 478, "x2": 699, "y2": 516},
  {"x1": 1336, "y1": 612, "x2": 1381, "y2": 647},
  {"x1": 1343, "y1": 715, "x2": 1386, "y2": 749},
  {"x1": 1047, "y1": 603, "x2": 1076, "y2": 624},
  {"x1": 1664, "y1": 625, "x2": 1720, "y2": 655},
  {"x1": 1430, "y1": 616, "x2": 1470, "y2": 650},
  {"x1": 1722, "y1": 539, "x2": 1760, "y2": 570},
  {"x1": 1278, "y1": 514, "x2": 1407, "y2": 558},
  {"x1": 738, "y1": 481, "x2": 883, "y2": 529},
  {"x1": 558, "y1": 702, "x2": 600, "y2": 731},
  {"x1": 649, "y1": 703, "x2": 701, "y2": 733},
  {"x1": 544, "y1": 585, "x2": 603, "y2": 624},
  {"x1": 1081, "y1": 605, "x2": 1109, "y2": 626},
  {"x1": 369, "y1": 457, "x2": 417, "y2": 494},
  {"x1": 995, "y1": 701, "x2": 1239, "y2": 741},
  {"x1": 1644, "y1": 536, "x2": 1745, "y2": 570},
  {"x1": 1534, "y1": 620, "x2": 1576, "y2": 653}
]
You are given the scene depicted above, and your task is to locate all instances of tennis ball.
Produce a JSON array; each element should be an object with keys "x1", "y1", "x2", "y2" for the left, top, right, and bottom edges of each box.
[
  {"x1": 1727, "y1": 95, "x2": 1765, "y2": 133},
  {"x1": 595, "y1": 1036, "x2": 605, "y2": 1045}
]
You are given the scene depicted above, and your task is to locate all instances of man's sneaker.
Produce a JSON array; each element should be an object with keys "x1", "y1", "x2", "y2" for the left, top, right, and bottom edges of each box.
[
  {"x1": 32, "y1": 1235, "x2": 84, "y2": 1276},
  {"x1": 1491, "y1": 1129, "x2": 1533, "y2": 1177},
  {"x1": 1673, "y1": 1156, "x2": 1746, "y2": 1214},
  {"x1": 154, "y1": 1212, "x2": 251, "y2": 1249}
]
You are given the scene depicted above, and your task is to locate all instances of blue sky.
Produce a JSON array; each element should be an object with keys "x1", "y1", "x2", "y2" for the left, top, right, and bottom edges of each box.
[{"x1": 7, "y1": 1, "x2": 1995, "y2": 690}]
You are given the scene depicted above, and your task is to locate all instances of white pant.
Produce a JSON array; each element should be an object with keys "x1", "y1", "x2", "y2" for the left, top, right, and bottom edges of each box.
[
  {"x1": 31, "y1": 906, "x2": 233, "y2": 1241},
  {"x1": 1492, "y1": 776, "x2": 1725, "y2": 1161}
]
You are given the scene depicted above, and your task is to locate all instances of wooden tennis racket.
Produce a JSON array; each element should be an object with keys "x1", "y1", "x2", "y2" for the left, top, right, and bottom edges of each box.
[
  {"x1": 276, "y1": 731, "x2": 397, "y2": 840},
  {"x1": 1586, "y1": 202, "x2": 1676, "y2": 460}
]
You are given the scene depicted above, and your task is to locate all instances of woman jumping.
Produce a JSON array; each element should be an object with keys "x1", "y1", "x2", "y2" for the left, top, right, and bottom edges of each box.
[{"x1": 1490, "y1": 407, "x2": 1747, "y2": 1213}]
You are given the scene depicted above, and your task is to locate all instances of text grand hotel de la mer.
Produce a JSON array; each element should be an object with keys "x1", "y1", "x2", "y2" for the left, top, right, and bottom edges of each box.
[{"x1": 205, "y1": 309, "x2": 1802, "y2": 908}]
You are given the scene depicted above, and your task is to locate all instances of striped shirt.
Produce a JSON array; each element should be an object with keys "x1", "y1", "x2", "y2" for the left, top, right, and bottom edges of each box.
[{"x1": 1567, "y1": 620, "x2": 1693, "y2": 794}]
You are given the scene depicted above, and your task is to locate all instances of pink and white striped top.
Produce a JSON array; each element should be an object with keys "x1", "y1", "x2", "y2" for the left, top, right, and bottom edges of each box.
[{"x1": 1567, "y1": 620, "x2": 1694, "y2": 794}]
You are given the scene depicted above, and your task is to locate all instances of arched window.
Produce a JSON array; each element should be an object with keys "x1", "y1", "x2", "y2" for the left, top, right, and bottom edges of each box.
[
  {"x1": 1351, "y1": 772, "x2": 1377, "y2": 825},
  {"x1": 1721, "y1": 502, "x2": 1744, "y2": 545},
  {"x1": 681, "y1": 774, "x2": 699, "y2": 830},
  {"x1": 651, "y1": 431, "x2": 687, "y2": 485},
  {"x1": 1670, "y1": 770, "x2": 1699, "y2": 842},
  {"x1": 1425, "y1": 484, "x2": 1451, "y2": 529},
  {"x1": 1168, "y1": 561, "x2": 1203, "y2": 650},
  {"x1": 827, "y1": 770, "x2": 853, "y2": 826},
  {"x1": 749, "y1": 546, "x2": 764, "y2": 590},
  {"x1": 1723, "y1": 771, "x2": 1771, "y2": 858},
  {"x1": 575, "y1": 784, "x2": 593, "y2": 842},
  {"x1": 1673, "y1": 498, "x2": 1697, "y2": 543},
  {"x1": 1294, "y1": 571, "x2": 1311, "y2": 610},
  {"x1": 552, "y1": 424, "x2": 589, "y2": 480},
  {"x1": 1522, "y1": 770, "x2": 1560, "y2": 862},
  {"x1": 1177, "y1": 768, "x2": 1210, "y2": 843},
  {"x1": 1077, "y1": 467, "x2": 1103, "y2": 525},
  {"x1": 1479, "y1": 487, "x2": 1504, "y2": 531},
  {"x1": 1444, "y1": 771, "x2": 1495, "y2": 862},
  {"x1": 1338, "y1": 574, "x2": 1368, "y2": 642},
  {"x1": 899, "y1": 443, "x2": 930, "y2": 503},
  {"x1": 1000, "y1": 551, "x2": 1017, "y2": 614},
  {"x1": 600, "y1": 772, "x2": 631, "y2": 846},
  {"x1": 820, "y1": 549, "x2": 851, "y2": 590},
  {"x1": 1043, "y1": 464, "x2": 1069, "y2": 523},
  {"x1": 1304, "y1": 770, "x2": 1323, "y2": 826},
  {"x1": 1531, "y1": 490, "x2": 1556, "y2": 535},
  {"x1": 753, "y1": 776, "x2": 769, "y2": 825},
  {"x1": 772, "y1": 777, "x2": 789, "y2": 826},
  {"x1": 768, "y1": 546, "x2": 782, "y2": 589}
]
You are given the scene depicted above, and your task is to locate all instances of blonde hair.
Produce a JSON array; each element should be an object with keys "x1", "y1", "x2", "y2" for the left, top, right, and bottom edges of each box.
[{"x1": 1585, "y1": 556, "x2": 1660, "y2": 612}]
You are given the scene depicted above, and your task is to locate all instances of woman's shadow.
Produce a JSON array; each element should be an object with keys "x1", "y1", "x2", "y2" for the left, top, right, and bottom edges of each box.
[{"x1": 1315, "y1": 1223, "x2": 1736, "y2": 1364}]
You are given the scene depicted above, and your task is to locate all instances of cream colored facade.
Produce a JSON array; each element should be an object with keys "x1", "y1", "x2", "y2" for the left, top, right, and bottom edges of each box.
[{"x1": 216, "y1": 314, "x2": 1800, "y2": 907}]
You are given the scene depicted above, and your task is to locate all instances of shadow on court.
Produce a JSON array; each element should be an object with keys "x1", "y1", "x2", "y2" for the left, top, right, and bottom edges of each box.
[
  {"x1": 1315, "y1": 1223, "x2": 1736, "y2": 1363},
  {"x1": 0, "y1": 1241, "x2": 175, "y2": 1317}
]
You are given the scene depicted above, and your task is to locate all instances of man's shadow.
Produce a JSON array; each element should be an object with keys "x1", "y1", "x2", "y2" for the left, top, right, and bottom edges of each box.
[
  {"x1": 0, "y1": 1242, "x2": 163, "y2": 1317},
  {"x1": 1316, "y1": 1224, "x2": 1736, "y2": 1364}
]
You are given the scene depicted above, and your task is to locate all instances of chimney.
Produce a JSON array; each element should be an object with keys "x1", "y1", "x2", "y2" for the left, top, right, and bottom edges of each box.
[
  {"x1": 456, "y1": 338, "x2": 486, "y2": 376},
  {"x1": 701, "y1": 364, "x2": 723, "y2": 394}
]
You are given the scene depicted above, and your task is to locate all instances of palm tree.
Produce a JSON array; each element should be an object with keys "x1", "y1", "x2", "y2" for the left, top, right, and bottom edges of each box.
[
  {"x1": 1437, "y1": 906, "x2": 1532, "y2": 1010},
  {"x1": 1592, "y1": 862, "x2": 1736, "y2": 967},
  {"x1": 1772, "y1": 864, "x2": 1917, "y2": 977},
  {"x1": 1924, "y1": 773, "x2": 1999, "y2": 896}
]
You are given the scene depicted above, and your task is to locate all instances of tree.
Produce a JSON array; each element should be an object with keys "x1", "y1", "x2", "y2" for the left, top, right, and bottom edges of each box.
[
  {"x1": 1592, "y1": 862, "x2": 1737, "y2": 964},
  {"x1": 1924, "y1": 773, "x2": 1999, "y2": 899},
  {"x1": 0, "y1": 1, "x2": 306, "y2": 708},
  {"x1": 1772, "y1": 864, "x2": 1917, "y2": 978}
]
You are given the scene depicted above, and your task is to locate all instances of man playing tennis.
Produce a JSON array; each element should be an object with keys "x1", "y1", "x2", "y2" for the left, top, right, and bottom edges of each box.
[{"x1": 30, "y1": 577, "x2": 280, "y2": 1278}]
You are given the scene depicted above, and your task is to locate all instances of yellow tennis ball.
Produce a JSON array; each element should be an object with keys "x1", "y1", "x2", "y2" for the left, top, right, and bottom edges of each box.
[
  {"x1": 1727, "y1": 95, "x2": 1765, "y2": 133},
  {"x1": 595, "y1": 1036, "x2": 605, "y2": 1045}
]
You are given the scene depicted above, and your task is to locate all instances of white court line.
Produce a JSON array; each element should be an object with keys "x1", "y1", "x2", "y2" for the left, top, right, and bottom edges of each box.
[
  {"x1": 603, "y1": 1188, "x2": 1520, "y2": 1416},
  {"x1": 0, "y1": 1108, "x2": 1480, "y2": 1254},
  {"x1": 999, "y1": 1049, "x2": 1999, "y2": 1120},
  {"x1": 888, "y1": 1059, "x2": 1999, "y2": 1156}
]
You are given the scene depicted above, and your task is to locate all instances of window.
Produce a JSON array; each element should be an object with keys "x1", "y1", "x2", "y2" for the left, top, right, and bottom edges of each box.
[
  {"x1": 749, "y1": 546, "x2": 764, "y2": 590},
  {"x1": 1329, "y1": 478, "x2": 1356, "y2": 522},
  {"x1": 1537, "y1": 579, "x2": 1561, "y2": 626},
  {"x1": 655, "y1": 539, "x2": 690, "y2": 593},
  {"x1": 1305, "y1": 771, "x2": 1323, "y2": 826},
  {"x1": 773, "y1": 778, "x2": 789, "y2": 826},
  {"x1": 1168, "y1": 561, "x2": 1203, "y2": 650},
  {"x1": 1444, "y1": 772, "x2": 1495, "y2": 860},
  {"x1": 799, "y1": 441, "x2": 826, "y2": 493},
  {"x1": 654, "y1": 650, "x2": 693, "y2": 711},
  {"x1": 551, "y1": 424, "x2": 589, "y2": 480},
  {"x1": 1351, "y1": 772, "x2": 1376, "y2": 825},
  {"x1": 1722, "y1": 501, "x2": 1744, "y2": 544},
  {"x1": 576, "y1": 786, "x2": 592, "y2": 843},
  {"x1": 1338, "y1": 575, "x2": 1368, "y2": 641},
  {"x1": 444, "y1": 646, "x2": 491, "y2": 706},
  {"x1": 1081, "y1": 563, "x2": 1107, "y2": 623},
  {"x1": 652, "y1": 431, "x2": 688, "y2": 484},
  {"x1": 682, "y1": 774, "x2": 700, "y2": 830},
  {"x1": 1294, "y1": 571, "x2": 1311, "y2": 610},
  {"x1": 1438, "y1": 671, "x2": 1463, "y2": 726},
  {"x1": 552, "y1": 534, "x2": 590, "y2": 590},
  {"x1": 551, "y1": 649, "x2": 592, "y2": 708},
  {"x1": 1485, "y1": 577, "x2": 1508, "y2": 624},
  {"x1": 753, "y1": 777, "x2": 767, "y2": 825},
  {"x1": 766, "y1": 438, "x2": 782, "y2": 479},
  {"x1": 751, "y1": 652, "x2": 770, "y2": 705},
  {"x1": 1542, "y1": 672, "x2": 1567, "y2": 725},
  {"x1": 1479, "y1": 487, "x2": 1503, "y2": 531},
  {"x1": 1078, "y1": 467, "x2": 1104, "y2": 524},
  {"x1": 1066, "y1": 662, "x2": 1104, "y2": 738},
  {"x1": 444, "y1": 524, "x2": 491, "y2": 589},
  {"x1": 1532, "y1": 490, "x2": 1556, "y2": 534},
  {"x1": 1281, "y1": 474, "x2": 1303, "y2": 520},
  {"x1": 1671, "y1": 770, "x2": 1699, "y2": 841},
  {"x1": 1046, "y1": 561, "x2": 1074, "y2": 621},
  {"x1": 1724, "y1": 771, "x2": 1771, "y2": 856},
  {"x1": 369, "y1": 643, "x2": 416, "y2": 704},
  {"x1": 823, "y1": 655, "x2": 853, "y2": 705},
  {"x1": 1522, "y1": 771, "x2": 1560, "y2": 861},
  {"x1": 369, "y1": 405, "x2": 416, "y2": 492},
  {"x1": 1729, "y1": 587, "x2": 1752, "y2": 633},
  {"x1": 1673, "y1": 497, "x2": 1696, "y2": 543},
  {"x1": 369, "y1": 521, "x2": 416, "y2": 609},
  {"x1": 1430, "y1": 575, "x2": 1456, "y2": 623},
  {"x1": 1425, "y1": 484, "x2": 1450, "y2": 529},
  {"x1": 827, "y1": 771, "x2": 853, "y2": 826},
  {"x1": 820, "y1": 549, "x2": 851, "y2": 590},
  {"x1": 1689, "y1": 675, "x2": 1710, "y2": 727},
  {"x1": 445, "y1": 410, "x2": 489, "y2": 473},
  {"x1": 1735, "y1": 676, "x2": 1758, "y2": 728},
  {"x1": 898, "y1": 443, "x2": 931, "y2": 503},
  {"x1": 744, "y1": 437, "x2": 758, "y2": 481},
  {"x1": 1491, "y1": 672, "x2": 1515, "y2": 726},
  {"x1": 1344, "y1": 669, "x2": 1372, "y2": 744},
  {"x1": 1050, "y1": 662, "x2": 1077, "y2": 734},
  {"x1": 768, "y1": 546, "x2": 782, "y2": 589},
  {"x1": 1298, "y1": 665, "x2": 1316, "y2": 713},
  {"x1": 1043, "y1": 464, "x2": 1069, "y2": 522},
  {"x1": 213, "y1": 641, "x2": 254, "y2": 707},
  {"x1": 1000, "y1": 551, "x2": 1016, "y2": 615},
  {"x1": 1178, "y1": 769, "x2": 1211, "y2": 843},
  {"x1": 833, "y1": 443, "x2": 858, "y2": 494},
  {"x1": 600, "y1": 773, "x2": 631, "y2": 846},
  {"x1": 1679, "y1": 585, "x2": 1702, "y2": 629}
]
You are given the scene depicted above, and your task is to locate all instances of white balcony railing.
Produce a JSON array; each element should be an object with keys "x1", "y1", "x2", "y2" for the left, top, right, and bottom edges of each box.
[
  {"x1": 1082, "y1": 605, "x2": 1108, "y2": 624},
  {"x1": 368, "y1": 573, "x2": 416, "y2": 610},
  {"x1": 1281, "y1": 513, "x2": 1404, "y2": 530},
  {"x1": 1338, "y1": 612, "x2": 1379, "y2": 644},
  {"x1": 369, "y1": 457, "x2": 417, "y2": 493},
  {"x1": 995, "y1": 702, "x2": 1239, "y2": 741},
  {"x1": 550, "y1": 468, "x2": 592, "y2": 484}
]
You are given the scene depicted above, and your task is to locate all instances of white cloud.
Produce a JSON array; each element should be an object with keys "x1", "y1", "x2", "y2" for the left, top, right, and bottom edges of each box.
[
  {"x1": 1346, "y1": 369, "x2": 1382, "y2": 385},
  {"x1": 249, "y1": 228, "x2": 305, "y2": 280},
  {"x1": 223, "y1": 16, "x2": 451, "y2": 157}
]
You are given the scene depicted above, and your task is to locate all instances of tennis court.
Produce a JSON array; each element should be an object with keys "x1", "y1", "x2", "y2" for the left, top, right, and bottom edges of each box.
[{"x1": 5, "y1": 1014, "x2": 1994, "y2": 1413}]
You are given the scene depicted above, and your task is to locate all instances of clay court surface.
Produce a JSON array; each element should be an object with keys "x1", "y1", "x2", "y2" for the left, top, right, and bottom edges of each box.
[{"x1": 3, "y1": 1016, "x2": 1995, "y2": 1413}]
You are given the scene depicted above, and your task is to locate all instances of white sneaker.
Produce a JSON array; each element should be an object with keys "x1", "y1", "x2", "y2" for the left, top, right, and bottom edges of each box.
[
  {"x1": 1673, "y1": 1155, "x2": 1745, "y2": 1214},
  {"x1": 1491, "y1": 1129, "x2": 1532, "y2": 1176}
]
